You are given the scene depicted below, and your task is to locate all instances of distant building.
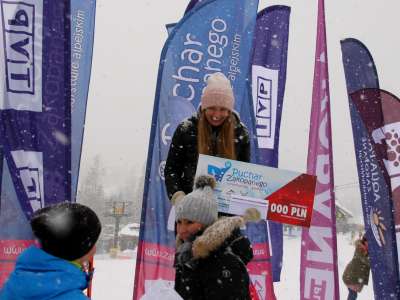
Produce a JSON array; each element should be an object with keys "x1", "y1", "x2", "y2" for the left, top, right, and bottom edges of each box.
[
  {"x1": 283, "y1": 202, "x2": 360, "y2": 235},
  {"x1": 97, "y1": 224, "x2": 114, "y2": 254},
  {"x1": 119, "y1": 223, "x2": 140, "y2": 250},
  {"x1": 335, "y1": 202, "x2": 356, "y2": 233}
]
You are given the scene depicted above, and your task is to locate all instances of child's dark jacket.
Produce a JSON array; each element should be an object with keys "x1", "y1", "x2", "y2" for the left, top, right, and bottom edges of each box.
[{"x1": 174, "y1": 216, "x2": 253, "y2": 300}]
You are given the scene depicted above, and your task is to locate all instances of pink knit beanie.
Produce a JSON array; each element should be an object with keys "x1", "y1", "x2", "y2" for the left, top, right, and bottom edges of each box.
[{"x1": 201, "y1": 72, "x2": 234, "y2": 111}]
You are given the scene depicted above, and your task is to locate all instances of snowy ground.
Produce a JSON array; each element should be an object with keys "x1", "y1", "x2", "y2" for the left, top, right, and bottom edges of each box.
[
  {"x1": 92, "y1": 232, "x2": 373, "y2": 300},
  {"x1": 273, "y1": 233, "x2": 373, "y2": 300}
]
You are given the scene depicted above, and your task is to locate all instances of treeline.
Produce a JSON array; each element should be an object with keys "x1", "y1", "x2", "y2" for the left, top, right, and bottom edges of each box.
[{"x1": 77, "y1": 155, "x2": 144, "y2": 227}]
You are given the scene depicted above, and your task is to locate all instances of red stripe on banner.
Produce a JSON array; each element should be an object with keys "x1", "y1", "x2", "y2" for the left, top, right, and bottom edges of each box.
[
  {"x1": 134, "y1": 241, "x2": 175, "y2": 299},
  {"x1": 141, "y1": 242, "x2": 175, "y2": 265},
  {"x1": 248, "y1": 242, "x2": 276, "y2": 300},
  {"x1": 0, "y1": 240, "x2": 34, "y2": 288},
  {"x1": 0, "y1": 240, "x2": 34, "y2": 260}
]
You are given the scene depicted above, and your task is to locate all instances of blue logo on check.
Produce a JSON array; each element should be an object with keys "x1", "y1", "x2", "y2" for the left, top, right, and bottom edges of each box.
[{"x1": 207, "y1": 161, "x2": 232, "y2": 182}]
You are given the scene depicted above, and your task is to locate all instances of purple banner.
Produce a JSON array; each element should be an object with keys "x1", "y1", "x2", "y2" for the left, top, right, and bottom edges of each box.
[
  {"x1": 348, "y1": 89, "x2": 400, "y2": 298},
  {"x1": 0, "y1": 0, "x2": 71, "y2": 287},
  {"x1": 243, "y1": 5, "x2": 290, "y2": 284},
  {"x1": 300, "y1": 1, "x2": 339, "y2": 299},
  {"x1": 341, "y1": 38, "x2": 400, "y2": 298}
]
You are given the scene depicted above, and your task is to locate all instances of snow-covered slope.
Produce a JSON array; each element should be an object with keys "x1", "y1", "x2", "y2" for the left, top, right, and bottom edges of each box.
[{"x1": 92, "y1": 232, "x2": 374, "y2": 299}]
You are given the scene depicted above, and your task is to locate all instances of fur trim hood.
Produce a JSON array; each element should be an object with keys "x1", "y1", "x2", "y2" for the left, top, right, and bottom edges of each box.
[
  {"x1": 191, "y1": 216, "x2": 244, "y2": 259},
  {"x1": 174, "y1": 217, "x2": 253, "y2": 300}
]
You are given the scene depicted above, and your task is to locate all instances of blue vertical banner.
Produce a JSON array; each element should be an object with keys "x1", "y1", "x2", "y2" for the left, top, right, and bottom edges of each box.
[
  {"x1": 184, "y1": 0, "x2": 203, "y2": 15},
  {"x1": 70, "y1": 0, "x2": 96, "y2": 199},
  {"x1": 240, "y1": 5, "x2": 290, "y2": 287},
  {"x1": 0, "y1": 0, "x2": 71, "y2": 287},
  {"x1": 133, "y1": 0, "x2": 259, "y2": 298},
  {"x1": 341, "y1": 38, "x2": 400, "y2": 298}
]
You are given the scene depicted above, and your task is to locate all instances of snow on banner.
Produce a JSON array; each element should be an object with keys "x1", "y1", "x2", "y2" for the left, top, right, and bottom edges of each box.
[
  {"x1": 133, "y1": 0, "x2": 259, "y2": 298},
  {"x1": 240, "y1": 5, "x2": 290, "y2": 284},
  {"x1": 300, "y1": 1, "x2": 339, "y2": 299},
  {"x1": 341, "y1": 37, "x2": 400, "y2": 298}
]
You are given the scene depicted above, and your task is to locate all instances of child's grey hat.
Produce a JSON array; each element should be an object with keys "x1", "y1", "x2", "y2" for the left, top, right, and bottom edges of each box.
[{"x1": 175, "y1": 175, "x2": 218, "y2": 226}]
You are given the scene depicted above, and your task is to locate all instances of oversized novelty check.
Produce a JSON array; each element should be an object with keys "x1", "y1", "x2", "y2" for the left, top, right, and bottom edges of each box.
[{"x1": 195, "y1": 155, "x2": 317, "y2": 227}]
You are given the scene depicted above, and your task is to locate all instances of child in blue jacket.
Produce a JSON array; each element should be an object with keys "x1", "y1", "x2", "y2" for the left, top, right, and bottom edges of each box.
[{"x1": 0, "y1": 202, "x2": 102, "y2": 300}]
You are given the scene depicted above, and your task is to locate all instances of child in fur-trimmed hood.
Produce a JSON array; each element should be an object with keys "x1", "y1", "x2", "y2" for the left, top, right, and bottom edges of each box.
[{"x1": 173, "y1": 175, "x2": 254, "y2": 300}]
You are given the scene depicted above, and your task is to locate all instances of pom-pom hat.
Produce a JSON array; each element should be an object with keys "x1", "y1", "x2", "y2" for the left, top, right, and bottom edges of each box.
[
  {"x1": 175, "y1": 175, "x2": 218, "y2": 226},
  {"x1": 30, "y1": 202, "x2": 102, "y2": 261},
  {"x1": 201, "y1": 72, "x2": 234, "y2": 111}
]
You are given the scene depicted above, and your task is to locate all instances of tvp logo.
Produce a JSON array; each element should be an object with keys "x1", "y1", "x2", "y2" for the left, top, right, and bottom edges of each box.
[
  {"x1": 207, "y1": 161, "x2": 232, "y2": 182},
  {"x1": 11, "y1": 150, "x2": 44, "y2": 212},
  {"x1": 1, "y1": 0, "x2": 43, "y2": 111},
  {"x1": 251, "y1": 66, "x2": 279, "y2": 150}
]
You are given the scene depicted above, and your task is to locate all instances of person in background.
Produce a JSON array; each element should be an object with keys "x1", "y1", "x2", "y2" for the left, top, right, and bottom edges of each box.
[
  {"x1": 342, "y1": 234, "x2": 370, "y2": 300},
  {"x1": 0, "y1": 202, "x2": 102, "y2": 300},
  {"x1": 164, "y1": 72, "x2": 250, "y2": 201},
  {"x1": 173, "y1": 175, "x2": 254, "y2": 300}
]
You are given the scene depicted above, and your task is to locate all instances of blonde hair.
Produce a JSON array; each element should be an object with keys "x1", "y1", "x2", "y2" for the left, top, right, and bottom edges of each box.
[{"x1": 197, "y1": 110, "x2": 236, "y2": 160}]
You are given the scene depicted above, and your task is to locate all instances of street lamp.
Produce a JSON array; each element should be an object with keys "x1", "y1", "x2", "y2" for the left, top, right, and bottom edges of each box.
[{"x1": 104, "y1": 201, "x2": 133, "y2": 255}]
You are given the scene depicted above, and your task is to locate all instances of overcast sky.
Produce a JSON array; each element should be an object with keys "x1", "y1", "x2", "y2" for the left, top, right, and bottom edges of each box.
[{"x1": 80, "y1": 0, "x2": 400, "y2": 217}]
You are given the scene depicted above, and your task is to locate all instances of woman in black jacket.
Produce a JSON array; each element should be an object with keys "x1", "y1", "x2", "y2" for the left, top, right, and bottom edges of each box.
[
  {"x1": 165, "y1": 72, "x2": 250, "y2": 200},
  {"x1": 174, "y1": 176, "x2": 253, "y2": 300}
]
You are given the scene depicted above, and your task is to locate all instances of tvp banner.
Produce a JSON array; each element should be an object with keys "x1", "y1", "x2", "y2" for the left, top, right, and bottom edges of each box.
[
  {"x1": 0, "y1": 0, "x2": 95, "y2": 286},
  {"x1": 242, "y1": 5, "x2": 291, "y2": 283},
  {"x1": 341, "y1": 38, "x2": 400, "y2": 298},
  {"x1": 196, "y1": 154, "x2": 316, "y2": 227},
  {"x1": 0, "y1": 0, "x2": 71, "y2": 287},
  {"x1": 133, "y1": 0, "x2": 259, "y2": 299},
  {"x1": 300, "y1": 1, "x2": 339, "y2": 299}
]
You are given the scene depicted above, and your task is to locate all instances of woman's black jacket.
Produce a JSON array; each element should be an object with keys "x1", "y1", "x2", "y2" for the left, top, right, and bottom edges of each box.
[{"x1": 164, "y1": 112, "x2": 250, "y2": 199}]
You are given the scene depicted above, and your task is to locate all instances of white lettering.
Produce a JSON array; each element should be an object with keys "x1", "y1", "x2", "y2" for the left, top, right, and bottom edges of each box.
[
  {"x1": 306, "y1": 226, "x2": 333, "y2": 263},
  {"x1": 314, "y1": 189, "x2": 332, "y2": 219},
  {"x1": 304, "y1": 267, "x2": 334, "y2": 300},
  {"x1": 211, "y1": 18, "x2": 227, "y2": 32},
  {"x1": 318, "y1": 114, "x2": 329, "y2": 149}
]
